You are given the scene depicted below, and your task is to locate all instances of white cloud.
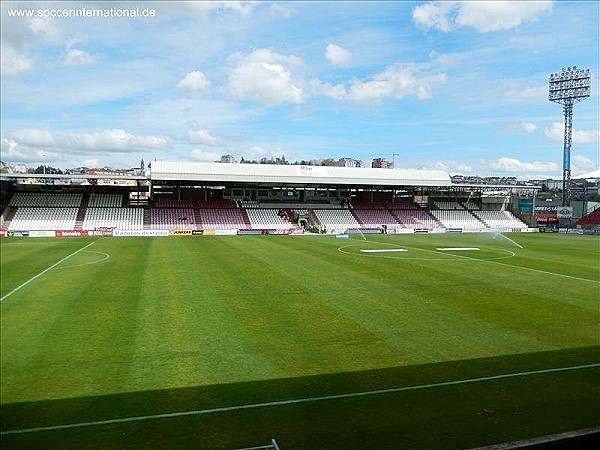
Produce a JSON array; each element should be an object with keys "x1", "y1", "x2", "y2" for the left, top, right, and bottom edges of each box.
[
  {"x1": 9, "y1": 128, "x2": 56, "y2": 146},
  {"x1": 479, "y1": 157, "x2": 559, "y2": 172},
  {"x1": 247, "y1": 146, "x2": 269, "y2": 157},
  {"x1": 61, "y1": 48, "x2": 99, "y2": 66},
  {"x1": 505, "y1": 85, "x2": 547, "y2": 100},
  {"x1": 413, "y1": 1, "x2": 553, "y2": 33},
  {"x1": 187, "y1": 129, "x2": 218, "y2": 146},
  {"x1": 1, "y1": 12, "x2": 62, "y2": 75},
  {"x1": 153, "y1": 1, "x2": 257, "y2": 18},
  {"x1": 6, "y1": 128, "x2": 169, "y2": 154},
  {"x1": 308, "y1": 79, "x2": 346, "y2": 100},
  {"x1": 419, "y1": 160, "x2": 473, "y2": 173},
  {"x1": 521, "y1": 122, "x2": 537, "y2": 134},
  {"x1": 1, "y1": 138, "x2": 54, "y2": 163},
  {"x1": 269, "y1": 3, "x2": 294, "y2": 18},
  {"x1": 226, "y1": 49, "x2": 305, "y2": 105},
  {"x1": 347, "y1": 63, "x2": 447, "y2": 104},
  {"x1": 326, "y1": 44, "x2": 352, "y2": 67},
  {"x1": 27, "y1": 17, "x2": 61, "y2": 42},
  {"x1": 412, "y1": 1, "x2": 457, "y2": 32},
  {"x1": 545, "y1": 122, "x2": 600, "y2": 145},
  {"x1": 243, "y1": 146, "x2": 286, "y2": 160},
  {"x1": 190, "y1": 148, "x2": 221, "y2": 162},
  {"x1": 1, "y1": 44, "x2": 33, "y2": 75},
  {"x1": 504, "y1": 122, "x2": 537, "y2": 134},
  {"x1": 82, "y1": 158, "x2": 99, "y2": 168},
  {"x1": 571, "y1": 155, "x2": 597, "y2": 174},
  {"x1": 428, "y1": 50, "x2": 460, "y2": 67},
  {"x1": 177, "y1": 71, "x2": 210, "y2": 91},
  {"x1": 456, "y1": 1, "x2": 553, "y2": 33},
  {"x1": 186, "y1": 121, "x2": 218, "y2": 146}
]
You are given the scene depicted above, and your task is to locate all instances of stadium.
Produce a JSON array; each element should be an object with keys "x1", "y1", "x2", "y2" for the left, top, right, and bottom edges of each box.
[{"x1": 1, "y1": 162, "x2": 599, "y2": 449}]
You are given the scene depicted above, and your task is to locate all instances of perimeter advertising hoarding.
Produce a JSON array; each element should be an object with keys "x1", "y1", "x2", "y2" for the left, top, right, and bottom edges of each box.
[
  {"x1": 113, "y1": 229, "x2": 169, "y2": 237},
  {"x1": 6, "y1": 231, "x2": 30, "y2": 237},
  {"x1": 30, "y1": 230, "x2": 56, "y2": 237},
  {"x1": 56, "y1": 230, "x2": 89, "y2": 237},
  {"x1": 170, "y1": 230, "x2": 193, "y2": 236}
]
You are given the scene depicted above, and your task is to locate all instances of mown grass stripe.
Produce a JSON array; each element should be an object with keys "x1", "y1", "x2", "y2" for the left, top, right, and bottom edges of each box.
[
  {"x1": 2, "y1": 363, "x2": 598, "y2": 436},
  {"x1": 0, "y1": 242, "x2": 95, "y2": 303}
]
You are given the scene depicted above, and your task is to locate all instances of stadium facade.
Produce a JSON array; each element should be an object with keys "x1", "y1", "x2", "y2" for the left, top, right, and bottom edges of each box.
[{"x1": 1, "y1": 161, "x2": 597, "y2": 237}]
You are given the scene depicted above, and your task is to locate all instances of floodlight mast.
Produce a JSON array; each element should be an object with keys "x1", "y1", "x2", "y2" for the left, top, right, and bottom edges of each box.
[{"x1": 548, "y1": 67, "x2": 591, "y2": 206}]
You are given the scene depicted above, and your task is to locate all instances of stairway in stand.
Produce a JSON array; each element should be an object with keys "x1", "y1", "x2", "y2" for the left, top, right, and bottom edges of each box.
[{"x1": 74, "y1": 194, "x2": 90, "y2": 230}]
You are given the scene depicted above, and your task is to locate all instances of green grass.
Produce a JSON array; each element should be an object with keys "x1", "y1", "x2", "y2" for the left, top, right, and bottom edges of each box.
[{"x1": 1, "y1": 233, "x2": 599, "y2": 449}]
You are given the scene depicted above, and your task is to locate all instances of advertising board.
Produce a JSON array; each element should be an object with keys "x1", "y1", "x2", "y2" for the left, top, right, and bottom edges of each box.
[
  {"x1": 56, "y1": 230, "x2": 89, "y2": 237},
  {"x1": 215, "y1": 229, "x2": 238, "y2": 236},
  {"x1": 30, "y1": 230, "x2": 56, "y2": 238},
  {"x1": 6, "y1": 231, "x2": 30, "y2": 237},
  {"x1": 113, "y1": 229, "x2": 169, "y2": 237},
  {"x1": 170, "y1": 230, "x2": 193, "y2": 236}
]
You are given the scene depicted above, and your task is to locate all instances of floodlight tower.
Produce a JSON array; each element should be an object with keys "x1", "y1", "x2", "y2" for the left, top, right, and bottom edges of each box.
[{"x1": 548, "y1": 67, "x2": 591, "y2": 206}]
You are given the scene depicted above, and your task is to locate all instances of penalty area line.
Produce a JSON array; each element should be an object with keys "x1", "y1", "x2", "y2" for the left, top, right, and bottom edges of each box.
[
  {"x1": 2, "y1": 363, "x2": 599, "y2": 436},
  {"x1": 0, "y1": 241, "x2": 95, "y2": 303}
]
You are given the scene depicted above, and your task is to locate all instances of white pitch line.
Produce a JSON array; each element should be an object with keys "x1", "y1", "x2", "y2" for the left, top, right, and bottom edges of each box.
[
  {"x1": 436, "y1": 247, "x2": 480, "y2": 251},
  {"x1": 1, "y1": 363, "x2": 598, "y2": 436},
  {"x1": 0, "y1": 242, "x2": 95, "y2": 303},
  {"x1": 360, "y1": 248, "x2": 407, "y2": 253},
  {"x1": 383, "y1": 241, "x2": 599, "y2": 284},
  {"x1": 428, "y1": 247, "x2": 599, "y2": 283}
]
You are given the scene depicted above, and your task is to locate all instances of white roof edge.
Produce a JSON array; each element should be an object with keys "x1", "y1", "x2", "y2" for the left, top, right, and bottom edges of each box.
[
  {"x1": 573, "y1": 169, "x2": 600, "y2": 180},
  {"x1": 150, "y1": 161, "x2": 452, "y2": 186}
]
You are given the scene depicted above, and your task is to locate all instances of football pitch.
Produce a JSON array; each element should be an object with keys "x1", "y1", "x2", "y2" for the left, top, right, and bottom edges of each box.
[{"x1": 1, "y1": 233, "x2": 599, "y2": 449}]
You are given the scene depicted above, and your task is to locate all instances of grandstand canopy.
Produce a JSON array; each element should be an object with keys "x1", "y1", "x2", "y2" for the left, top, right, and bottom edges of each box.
[
  {"x1": 150, "y1": 161, "x2": 452, "y2": 189},
  {"x1": 573, "y1": 169, "x2": 600, "y2": 180}
]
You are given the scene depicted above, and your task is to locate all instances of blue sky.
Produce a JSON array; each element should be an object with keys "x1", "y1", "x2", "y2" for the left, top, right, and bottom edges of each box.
[{"x1": 1, "y1": 1, "x2": 598, "y2": 179}]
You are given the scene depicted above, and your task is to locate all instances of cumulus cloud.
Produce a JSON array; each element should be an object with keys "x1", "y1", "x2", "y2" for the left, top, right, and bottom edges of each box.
[
  {"x1": 571, "y1": 155, "x2": 597, "y2": 174},
  {"x1": 186, "y1": 121, "x2": 218, "y2": 146},
  {"x1": 1, "y1": 11, "x2": 62, "y2": 75},
  {"x1": 545, "y1": 122, "x2": 600, "y2": 145},
  {"x1": 412, "y1": 1, "x2": 457, "y2": 32},
  {"x1": 1, "y1": 138, "x2": 60, "y2": 164},
  {"x1": 190, "y1": 148, "x2": 221, "y2": 162},
  {"x1": 479, "y1": 157, "x2": 559, "y2": 172},
  {"x1": 244, "y1": 145, "x2": 286, "y2": 160},
  {"x1": 226, "y1": 49, "x2": 305, "y2": 105},
  {"x1": 6, "y1": 128, "x2": 169, "y2": 155},
  {"x1": 308, "y1": 79, "x2": 346, "y2": 100},
  {"x1": 1, "y1": 44, "x2": 33, "y2": 75},
  {"x1": 326, "y1": 44, "x2": 352, "y2": 67},
  {"x1": 420, "y1": 160, "x2": 473, "y2": 174},
  {"x1": 347, "y1": 63, "x2": 447, "y2": 104},
  {"x1": 177, "y1": 71, "x2": 210, "y2": 91},
  {"x1": 413, "y1": 1, "x2": 553, "y2": 33},
  {"x1": 60, "y1": 48, "x2": 99, "y2": 66}
]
